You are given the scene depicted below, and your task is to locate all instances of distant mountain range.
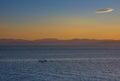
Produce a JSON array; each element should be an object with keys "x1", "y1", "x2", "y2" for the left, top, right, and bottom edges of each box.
[{"x1": 0, "y1": 38, "x2": 120, "y2": 46}]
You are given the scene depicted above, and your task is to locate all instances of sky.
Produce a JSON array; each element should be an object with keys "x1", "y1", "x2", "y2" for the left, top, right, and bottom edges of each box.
[{"x1": 0, "y1": 0, "x2": 120, "y2": 40}]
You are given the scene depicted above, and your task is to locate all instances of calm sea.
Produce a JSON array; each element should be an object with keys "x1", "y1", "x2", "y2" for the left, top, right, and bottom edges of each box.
[{"x1": 0, "y1": 46, "x2": 120, "y2": 81}]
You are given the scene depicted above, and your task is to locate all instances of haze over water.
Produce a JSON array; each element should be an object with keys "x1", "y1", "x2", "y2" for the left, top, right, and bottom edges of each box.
[{"x1": 0, "y1": 46, "x2": 120, "y2": 81}]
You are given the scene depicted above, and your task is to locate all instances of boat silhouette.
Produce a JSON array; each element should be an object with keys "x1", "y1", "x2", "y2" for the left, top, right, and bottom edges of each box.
[{"x1": 38, "y1": 59, "x2": 48, "y2": 63}]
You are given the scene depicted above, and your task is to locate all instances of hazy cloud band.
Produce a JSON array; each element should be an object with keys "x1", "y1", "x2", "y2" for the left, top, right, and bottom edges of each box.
[{"x1": 96, "y1": 8, "x2": 113, "y2": 13}]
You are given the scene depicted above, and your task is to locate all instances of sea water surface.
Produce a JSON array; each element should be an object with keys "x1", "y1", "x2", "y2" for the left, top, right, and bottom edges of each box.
[{"x1": 0, "y1": 46, "x2": 120, "y2": 81}]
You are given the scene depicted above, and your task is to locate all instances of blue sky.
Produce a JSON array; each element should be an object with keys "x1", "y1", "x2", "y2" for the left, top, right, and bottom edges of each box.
[
  {"x1": 0, "y1": 0, "x2": 120, "y2": 23},
  {"x1": 0, "y1": 0, "x2": 120, "y2": 40}
]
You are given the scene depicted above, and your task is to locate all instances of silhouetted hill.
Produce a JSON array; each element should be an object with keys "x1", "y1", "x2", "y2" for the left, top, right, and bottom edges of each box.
[{"x1": 0, "y1": 38, "x2": 120, "y2": 46}]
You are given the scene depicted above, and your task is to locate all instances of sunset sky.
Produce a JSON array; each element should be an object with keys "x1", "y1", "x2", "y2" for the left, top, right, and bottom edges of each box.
[{"x1": 0, "y1": 0, "x2": 120, "y2": 40}]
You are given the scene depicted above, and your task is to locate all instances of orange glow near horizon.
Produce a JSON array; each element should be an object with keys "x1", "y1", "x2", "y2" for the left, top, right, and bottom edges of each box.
[{"x1": 1, "y1": 17, "x2": 120, "y2": 40}]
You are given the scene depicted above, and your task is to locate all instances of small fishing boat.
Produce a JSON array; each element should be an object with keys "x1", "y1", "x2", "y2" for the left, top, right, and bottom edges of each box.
[{"x1": 38, "y1": 59, "x2": 48, "y2": 63}]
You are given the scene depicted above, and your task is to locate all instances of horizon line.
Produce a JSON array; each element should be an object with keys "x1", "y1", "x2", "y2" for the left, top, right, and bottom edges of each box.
[{"x1": 1, "y1": 38, "x2": 120, "y2": 41}]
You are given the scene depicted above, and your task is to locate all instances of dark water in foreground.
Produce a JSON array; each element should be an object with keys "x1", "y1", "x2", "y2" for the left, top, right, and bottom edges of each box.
[{"x1": 0, "y1": 46, "x2": 120, "y2": 81}]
